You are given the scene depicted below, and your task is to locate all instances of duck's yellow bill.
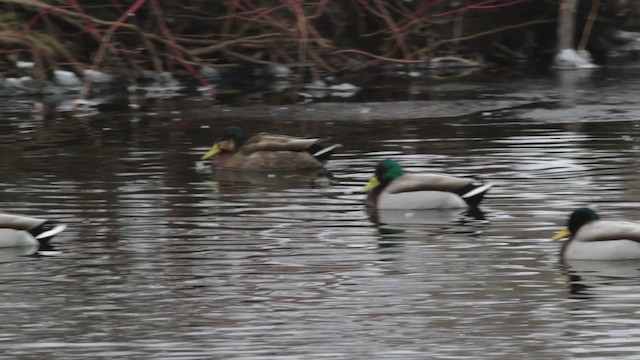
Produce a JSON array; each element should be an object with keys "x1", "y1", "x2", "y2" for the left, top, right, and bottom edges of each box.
[
  {"x1": 202, "y1": 144, "x2": 221, "y2": 160},
  {"x1": 362, "y1": 176, "x2": 380, "y2": 192},
  {"x1": 551, "y1": 228, "x2": 571, "y2": 240}
]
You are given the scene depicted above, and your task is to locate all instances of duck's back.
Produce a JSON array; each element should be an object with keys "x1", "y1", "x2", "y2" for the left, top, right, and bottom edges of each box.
[
  {"x1": 385, "y1": 174, "x2": 473, "y2": 194},
  {"x1": 574, "y1": 220, "x2": 640, "y2": 242},
  {"x1": 242, "y1": 133, "x2": 328, "y2": 153}
]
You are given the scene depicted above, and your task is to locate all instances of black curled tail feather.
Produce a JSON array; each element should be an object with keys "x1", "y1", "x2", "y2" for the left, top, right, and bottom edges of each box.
[
  {"x1": 454, "y1": 180, "x2": 492, "y2": 207},
  {"x1": 28, "y1": 221, "x2": 66, "y2": 245}
]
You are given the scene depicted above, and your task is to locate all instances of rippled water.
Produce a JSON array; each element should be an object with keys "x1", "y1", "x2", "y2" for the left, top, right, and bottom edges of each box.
[{"x1": 2, "y1": 69, "x2": 640, "y2": 358}]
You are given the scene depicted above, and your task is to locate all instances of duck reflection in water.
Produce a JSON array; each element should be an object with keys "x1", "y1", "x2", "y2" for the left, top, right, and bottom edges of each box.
[
  {"x1": 562, "y1": 259, "x2": 640, "y2": 300},
  {"x1": 371, "y1": 208, "x2": 487, "y2": 250},
  {"x1": 367, "y1": 206, "x2": 486, "y2": 227},
  {"x1": 204, "y1": 168, "x2": 334, "y2": 193}
]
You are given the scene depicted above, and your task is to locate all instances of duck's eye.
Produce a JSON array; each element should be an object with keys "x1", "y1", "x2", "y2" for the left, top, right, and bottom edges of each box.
[{"x1": 218, "y1": 139, "x2": 235, "y2": 151}]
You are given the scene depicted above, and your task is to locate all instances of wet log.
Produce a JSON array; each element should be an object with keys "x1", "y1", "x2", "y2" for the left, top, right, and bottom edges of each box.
[
  {"x1": 557, "y1": 0, "x2": 578, "y2": 50},
  {"x1": 553, "y1": 0, "x2": 597, "y2": 69}
]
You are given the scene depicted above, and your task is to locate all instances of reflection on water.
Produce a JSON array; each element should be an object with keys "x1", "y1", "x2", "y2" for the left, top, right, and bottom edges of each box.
[
  {"x1": 559, "y1": 260, "x2": 640, "y2": 359},
  {"x1": 564, "y1": 260, "x2": 640, "y2": 299},
  {"x1": 3, "y1": 69, "x2": 640, "y2": 358},
  {"x1": 368, "y1": 207, "x2": 486, "y2": 225},
  {"x1": 0, "y1": 244, "x2": 39, "y2": 262},
  {"x1": 199, "y1": 162, "x2": 334, "y2": 193}
]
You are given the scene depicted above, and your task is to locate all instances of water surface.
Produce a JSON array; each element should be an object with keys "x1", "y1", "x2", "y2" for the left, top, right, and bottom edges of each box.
[{"x1": 2, "y1": 68, "x2": 640, "y2": 358}]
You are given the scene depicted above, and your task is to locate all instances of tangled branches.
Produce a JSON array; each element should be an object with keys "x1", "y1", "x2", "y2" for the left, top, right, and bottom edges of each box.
[{"x1": 0, "y1": 0, "x2": 558, "y2": 82}]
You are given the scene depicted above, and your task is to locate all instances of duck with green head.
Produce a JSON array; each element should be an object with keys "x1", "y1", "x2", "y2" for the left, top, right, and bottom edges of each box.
[
  {"x1": 362, "y1": 160, "x2": 492, "y2": 209},
  {"x1": 202, "y1": 127, "x2": 341, "y2": 171},
  {"x1": 552, "y1": 208, "x2": 640, "y2": 260},
  {"x1": 0, "y1": 212, "x2": 65, "y2": 248}
]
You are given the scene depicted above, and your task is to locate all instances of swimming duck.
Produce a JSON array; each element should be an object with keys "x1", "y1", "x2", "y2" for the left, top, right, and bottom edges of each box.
[
  {"x1": 362, "y1": 160, "x2": 492, "y2": 209},
  {"x1": 0, "y1": 213, "x2": 66, "y2": 248},
  {"x1": 552, "y1": 208, "x2": 640, "y2": 260},
  {"x1": 202, "y1": 127, "x2": 341, "y2": 171}
]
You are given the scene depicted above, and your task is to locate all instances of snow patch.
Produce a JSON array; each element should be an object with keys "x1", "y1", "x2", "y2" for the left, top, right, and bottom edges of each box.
[{"x1": 552, "y1": 49, "x2": 599, "y2": 70}]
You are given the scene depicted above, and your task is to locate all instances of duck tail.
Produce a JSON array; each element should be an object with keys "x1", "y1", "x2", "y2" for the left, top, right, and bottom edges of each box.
[
  {"x1": 28, "y1": 221, "x2": 66, "y2": 245},
  {"x1": 308, "y1": 144, "x2": 342, "y2": 162},
  {"x1": 457, "y1": 181, "x2": 492, "y2": 207}
]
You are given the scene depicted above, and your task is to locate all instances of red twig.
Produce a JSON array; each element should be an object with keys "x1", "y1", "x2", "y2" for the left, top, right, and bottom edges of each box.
[
  {"x1": 150, "y1": 0, "x2": 216, "y2": 98},
  {"x1": 67, "y1": 0, "x2": 102, "y2": 38},
  {"x1": 373, "y1": 0, "x2": 407, "y2": 52},
  {"x1": 333, "y1": 48, "x2": 423, "y2": 63},
  {"x1": 77, "y1": 0, "x2": 149, "y2": 103},
  {"x1": 431, "y1": 0, "x2": 527, "y2": 17},
  {"x1": 312, "y1": 0, "x2": 329, "y2": 18},
  {"x1": 394, "y1": 0, "x2": 447, "y2": 35},
  {"x1": 289, "y1": 0, "x2": 308, "y2": 74},
  {"x1": 221, "y1": 0, "x2": 241, "y2": 38}
]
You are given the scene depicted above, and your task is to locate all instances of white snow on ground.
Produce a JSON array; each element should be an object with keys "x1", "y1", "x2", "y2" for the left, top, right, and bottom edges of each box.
[{"x1": 53, "y1": 70, "x2": 82, "y2": 87}]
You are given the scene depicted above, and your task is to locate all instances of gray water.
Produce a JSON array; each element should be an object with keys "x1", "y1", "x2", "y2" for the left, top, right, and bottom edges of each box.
[{"x1": 2, "y1": 69, "x2": 640, "y2": 359}]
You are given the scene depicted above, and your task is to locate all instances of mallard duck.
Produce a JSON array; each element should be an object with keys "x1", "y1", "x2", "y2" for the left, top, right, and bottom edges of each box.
[
  {"x1": 552, "y1": 208, "x2": 640, "y2": 260},
  {"x1": 0, "y1": 213, "x2": 66, "y2": 248},
  {"x1": 201, "y1": 127, "x2": 341, "y2": 171},
  {"x1": 362, "y1": 160, "x2": 492, "y2": 209}
]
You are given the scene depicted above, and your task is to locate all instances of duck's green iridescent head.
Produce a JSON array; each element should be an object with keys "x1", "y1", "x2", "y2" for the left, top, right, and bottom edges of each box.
[
  {"x1": 362, "y1": 160, "x2": 404, "y2": 192},
  {"x1": 202, "y1": 127, "x2": 247, "y2": 160},
  {"x1": 219, "y1": 127, "x2": 246, "y2": 146},
  {"x1": 568, "y1": 207, "x2": 600, "y2": 234},
  {"x1": 552, "y1": 207, "x2": 600, "y2": 240},
  {"x1": 376, "y1": 160, "x2": 404, "y2": 184}
]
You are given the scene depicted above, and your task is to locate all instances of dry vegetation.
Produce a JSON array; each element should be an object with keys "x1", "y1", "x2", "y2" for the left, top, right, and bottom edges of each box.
[{"x1": 0, "y1": 0, "x2": 636, "y2": 82}]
